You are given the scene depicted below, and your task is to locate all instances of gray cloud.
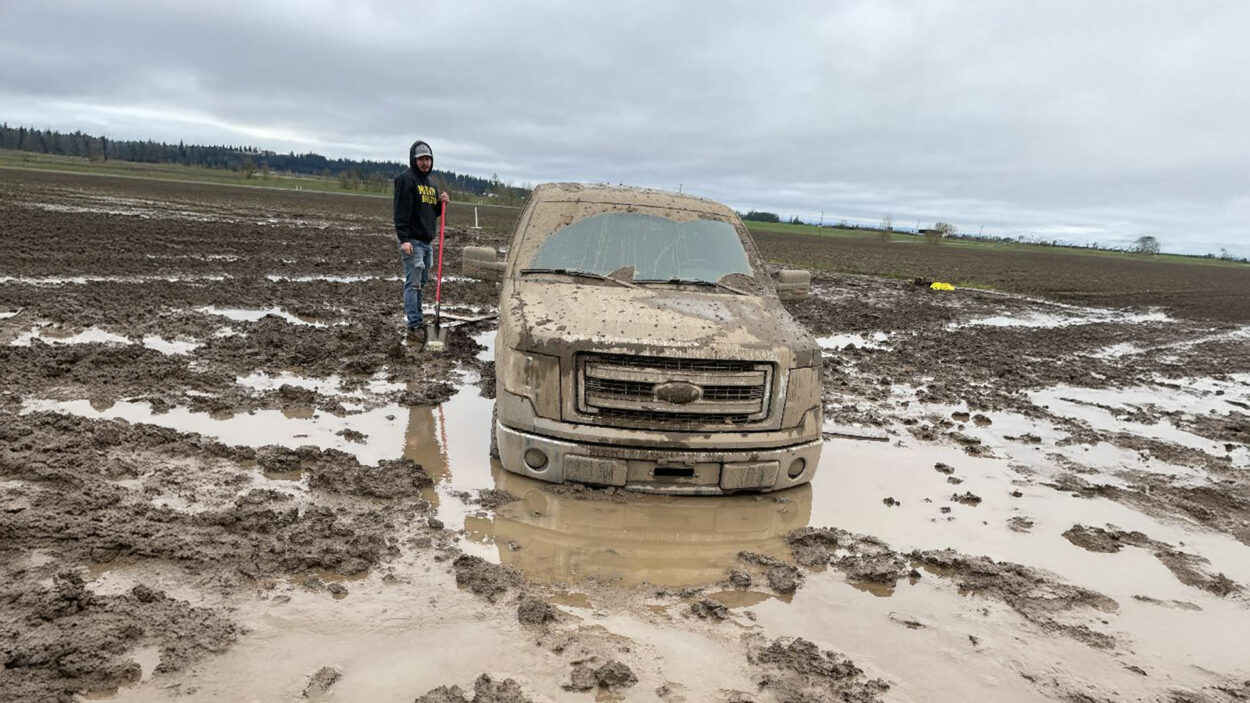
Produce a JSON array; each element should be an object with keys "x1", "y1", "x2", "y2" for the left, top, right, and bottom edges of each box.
[{"x1": 2, "y1": 0, "x2": 1247, "y2": 255}]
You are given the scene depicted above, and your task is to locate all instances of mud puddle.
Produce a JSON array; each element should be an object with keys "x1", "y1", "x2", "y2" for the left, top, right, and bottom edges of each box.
[
  {"x1": 196, "y1": 305, "x2": 330, "y2": 327},
  {"x1": 23, "y1": 369, "x2": 1250, "y2": 701},
  {"x1": 4, "y1": 322, "x2": 204, "y2": 356},
  {"x1": 950, "y1": 307, "x2": 1174, "y2": 330},
  {"x1": 101, "y1": 567, "x2": 589, "y2": 703},
  {"x1": 10, "y1": 325, "x2": 133, "y2": 347},
  {"x1": 818, "y1": 331, "x2": 892, "y2": 350},
  {"x1": 0, "y1": 274, "x2": 233, "y2": 285}
]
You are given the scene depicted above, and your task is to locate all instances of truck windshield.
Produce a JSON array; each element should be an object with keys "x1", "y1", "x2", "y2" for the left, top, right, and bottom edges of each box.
[{"x1": 525, "y1": 212, "x2": 753, "y2": 283}]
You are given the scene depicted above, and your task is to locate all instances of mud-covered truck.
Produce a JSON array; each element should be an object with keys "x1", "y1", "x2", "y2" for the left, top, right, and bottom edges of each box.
[{"x1": 463, "y1": 183, "x2": 822, "y2": 494}]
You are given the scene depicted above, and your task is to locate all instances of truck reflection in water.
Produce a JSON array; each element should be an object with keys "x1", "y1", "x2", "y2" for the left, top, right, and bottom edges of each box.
[
  {"x1": 397, "y1": 386, "x2": 812, "y2": 588},
  {"x1": 470, "y1": 461, "x2": 813, "y2": 588}
]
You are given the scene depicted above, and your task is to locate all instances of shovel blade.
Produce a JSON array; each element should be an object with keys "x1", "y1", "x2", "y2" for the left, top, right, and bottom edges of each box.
[{"x1": 424, "y1": 323, "x2": 449, "y2": 352}]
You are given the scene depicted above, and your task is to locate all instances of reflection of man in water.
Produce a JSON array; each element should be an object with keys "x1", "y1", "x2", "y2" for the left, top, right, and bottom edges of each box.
[{"x1": 403, "y1": 404, "x2": 448, "y2": 485}]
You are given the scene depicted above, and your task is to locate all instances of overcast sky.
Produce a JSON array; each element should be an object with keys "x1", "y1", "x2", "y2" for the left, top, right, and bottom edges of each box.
[{"x1": 3, "y1": 1, "x2": 1247, "y2": 256}]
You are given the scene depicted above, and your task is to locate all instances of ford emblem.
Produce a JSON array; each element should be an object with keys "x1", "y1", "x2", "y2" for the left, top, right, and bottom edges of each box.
[{"x1": 654, "y1": 381, "x2": 702, "y2": 405}]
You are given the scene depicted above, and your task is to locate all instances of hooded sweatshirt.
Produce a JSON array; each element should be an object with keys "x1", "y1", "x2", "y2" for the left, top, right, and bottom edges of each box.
[{"x1": 393, "y1": 140, "x2": 442, "y2": 244}]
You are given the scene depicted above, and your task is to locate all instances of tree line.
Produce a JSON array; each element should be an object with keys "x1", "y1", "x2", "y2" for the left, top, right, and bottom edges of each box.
[{"x1": 0, "y1": 123, "x2": 530, "y2": 201}]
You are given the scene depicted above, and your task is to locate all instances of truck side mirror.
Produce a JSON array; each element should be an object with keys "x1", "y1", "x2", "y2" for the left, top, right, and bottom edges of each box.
[
  {"x1": 775, "y1": 270, "x2": 811, "y2": 300},
  {"x1": 463, "y1": 246, "x2": 505, "y2": 282}
]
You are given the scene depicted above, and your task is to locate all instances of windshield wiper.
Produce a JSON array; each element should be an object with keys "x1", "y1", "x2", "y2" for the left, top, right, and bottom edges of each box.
[
  {"x1": 635, "y1": 278, "x2": 748, "y2": 295},
  {"x1": 519, "y1": 267, "x2": 635, "y2": 288}
]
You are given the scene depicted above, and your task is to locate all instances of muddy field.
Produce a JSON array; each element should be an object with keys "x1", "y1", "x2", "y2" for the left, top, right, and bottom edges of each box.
[{"x1": 2, "y1": 168, "x2": 1249, "y2": 702}]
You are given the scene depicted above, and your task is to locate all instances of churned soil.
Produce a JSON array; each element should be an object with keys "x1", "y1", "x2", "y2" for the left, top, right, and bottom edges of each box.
[
  {"x1": 3, "y1": 167, "x2": 1249, "y2": 702},
  {"x1": 755, "y1": 228, "x2": 1250, "y2": 323},
  {"x1": 778, "y1": 265, "x2": 1250, "y2": 549}
]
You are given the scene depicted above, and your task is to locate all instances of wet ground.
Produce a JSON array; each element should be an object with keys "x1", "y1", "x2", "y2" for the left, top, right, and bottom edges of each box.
[{"x1": 2, "y1": 168, "x2": 1249, "y2": 702}]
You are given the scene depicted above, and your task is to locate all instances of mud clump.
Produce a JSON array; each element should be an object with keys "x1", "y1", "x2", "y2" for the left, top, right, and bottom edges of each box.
[
  {"x1": 914, "y1": 548, "x2": 1119, "y2": 648},
  {"x1": 594, "y1": 661, "x2": 638, "y2": 689},
  {"x1": 516, "y1": 595, "x2": 560, "y2": 626},
  {"x1": 0, "y1": 572, "x2": 236, "y2": 703},
  {"x1": 951, "y1": 491, "x2": 983, "y2": 506},
  {"x1": 767, "y1": 565, "x2": 802, "y2": 594},
  {"x1": 203, "y1": 492, "x2": 395, "y2": 577},
  {"x1": 452, "y1": 555, "x2": 521, "y2": 602},
  {"x1": 747, "y1": 637, "x2": 890, "y2": 703},
  {"x1": 787, "y1": 527, "x2": 1119, "y2": 648},
  {"x1": 726, "y1": 569, "x2": 753, "y2": 589},
  {"x1": 1062, "y1": 524, "x2": 1151, "y2": 553},
  {"x1": 564, "y1": 661, "x2": 638, "y2": 692},
  {"x1": 302, "y1": 666, "x2": 341, "y2": 697},
  {"x1": 787, "y1": 527, "x2": 917, "y2": 586},
  {"x1": 1008, "y1": 516, "x2": 1035, "y2": 532},
  {"x1": 305, "y1": 454, "x2": 433, "y2": 498},
  {"x1": 1107, "y1": 475, "x2": 1250, "y2": 548},
  {"x1": 473, "y1": 489, "x2": 520, "y2": 510},
  {"x1": 691, "y1": 598, "x2": 730, "y2": 620},
  {"x1": 565, "y1": 665, "x2": 597, "y2": 692},
  {"x1": 738, "y1": 552, "x2": 803, "y2": 594},
  {"x1": 1065, "y1": 525, "x2": 1241, "y2": 597},
  {"x1": 415, "y1": 673, "x2": 533, "y2": 703},
  {"x1": 1154, "y1": 552, "x2": 1239, "y2": 597}
]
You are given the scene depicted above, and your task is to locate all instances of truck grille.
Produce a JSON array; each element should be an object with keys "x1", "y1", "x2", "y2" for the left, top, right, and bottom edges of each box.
[{"x1": 577, "y1": 353, "x2": 773, "y2": 429}]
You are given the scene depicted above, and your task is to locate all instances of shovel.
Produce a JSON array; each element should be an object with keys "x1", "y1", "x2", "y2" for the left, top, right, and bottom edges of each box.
[{"x1": 424, "y1": 201, "x2": 449, "y2": 352}]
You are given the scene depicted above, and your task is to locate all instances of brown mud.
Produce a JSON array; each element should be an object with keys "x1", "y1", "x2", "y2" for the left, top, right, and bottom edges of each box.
[{"x1": 2, "y1": 168, "x2": 1250, "y2": 702}]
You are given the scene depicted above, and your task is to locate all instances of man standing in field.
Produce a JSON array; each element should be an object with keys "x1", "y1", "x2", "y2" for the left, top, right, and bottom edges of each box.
[{"x1": 393, "y1": 140, "x2": 449, "y2": 345}]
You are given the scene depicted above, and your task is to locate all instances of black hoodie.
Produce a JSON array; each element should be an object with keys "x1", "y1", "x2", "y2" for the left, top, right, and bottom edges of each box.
[{"x1": 392, "y1": 140, "x2": 442, "y2": 244}]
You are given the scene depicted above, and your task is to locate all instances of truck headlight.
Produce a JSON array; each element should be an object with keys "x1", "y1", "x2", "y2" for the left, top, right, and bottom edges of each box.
[
  {"x1": 498, "y1": 346, "x2": 561, "y2": 419},
  {"x1": 781, "y1": 366, "x2": 823, "y2": 428}
]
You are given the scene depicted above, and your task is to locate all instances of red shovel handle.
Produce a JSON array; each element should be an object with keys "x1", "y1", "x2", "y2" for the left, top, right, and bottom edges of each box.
[{"x1": 434, "y1": 201, "x2": 447, "y2": 305}]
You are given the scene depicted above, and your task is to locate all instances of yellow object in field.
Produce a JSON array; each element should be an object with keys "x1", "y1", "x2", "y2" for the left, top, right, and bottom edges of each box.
[{"x1": 930, "y1": 282, "x2": 954, "y2": 291}]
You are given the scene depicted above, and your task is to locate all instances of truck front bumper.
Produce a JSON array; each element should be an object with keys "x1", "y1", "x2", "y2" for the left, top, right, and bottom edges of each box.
[{"x1": 496, "y1": 421, "x2": 822, "y2": 495}]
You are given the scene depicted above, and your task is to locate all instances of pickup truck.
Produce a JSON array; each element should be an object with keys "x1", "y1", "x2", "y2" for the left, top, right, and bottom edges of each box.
[{"x1": 463, "y1": 183, "x2": 822, "y2": 495}]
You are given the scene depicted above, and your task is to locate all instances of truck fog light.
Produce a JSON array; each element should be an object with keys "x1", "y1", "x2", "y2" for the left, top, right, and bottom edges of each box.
[
  {"x1": 787, "y1": 458, "x2": 807, "y2": 479},
  {"x1": 524, "y1": 448, "x2": 549, "y2": 471}
]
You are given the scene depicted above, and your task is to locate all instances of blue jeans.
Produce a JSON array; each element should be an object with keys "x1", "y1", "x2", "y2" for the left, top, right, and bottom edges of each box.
[{"x1": 401, "y1": 240, "x2": 434, "y2": 328}]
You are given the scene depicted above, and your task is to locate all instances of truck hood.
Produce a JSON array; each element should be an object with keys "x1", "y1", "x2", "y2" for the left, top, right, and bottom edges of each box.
[{"x1": 505, "y1": 280, "x2": 820, "y2": 366}]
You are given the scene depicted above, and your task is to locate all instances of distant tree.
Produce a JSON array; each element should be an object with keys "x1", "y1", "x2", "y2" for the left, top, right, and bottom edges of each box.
[
  {"x1": 741, "y1": 211, "x2": 781, "y2": 223},
  {"x1": 337, "y1": 169, "x2": 359, "y2": 190},
  {"x1": 1133, "y1": 236, "x2": 1160, "y2": 255},
  {"x1": 789, "y1": 215, "x2": 802, "y2": 225},
  {"x1": 923, "y1": 222, "x2": 955, "y2": 245},
  {"x1": 365, "y1": 171, "x2": 388, "y2": 192},
  {"x1": 18, "y1": 127, "x2": 37, "y2": 151},
  {"x1": 240, "y1": 156, "x2": 256, "y2": 179}
]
